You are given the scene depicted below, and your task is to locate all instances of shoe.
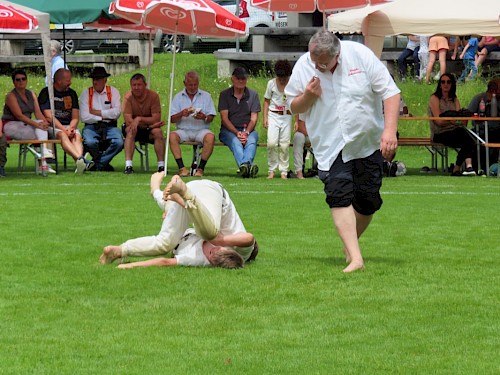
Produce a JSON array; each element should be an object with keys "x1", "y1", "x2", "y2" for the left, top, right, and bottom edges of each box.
[
  {"x1": 0, "y1": 166, "x2": 5, "y2": 177},
  {"x1": 47, "y1": 166, "x2": 56, "y2": 174},
  {"x1": 451, "y1": 170, "x2": 462, "y2": 176},
  {"x1": 158, "y1": 166, "x2": 165, "y2": 173},
  {"x1": 124, "y1": 166, "x2": 134, "y2": 175},
  {"x1": 101, "y1": 164, "x2": 114, "y2": 172},
  {"x1": 250, "y1": 164, "x2": 259, "y2": 178},
  {"x1": 85, "y1": 160, "x2": 95, "y2": 171},
  {"x1": 267, "y1": 171, "x2": 275, "y2": 179},
  {"x1": 237, "y1": 162, "x2": 250, "y2": 178},
  {"x1": 194, "y1": 168, "x2": 204, "y2": 177},
  {"x1": 88, "y1": 163, "x2": 98, "y2": 171},
  {"x1": 462, "y1": 167, "x2": 476, "y2": 176},
  {"x1": 75, "y1": 158, "x2": 85, "y2": 174},
  {"x1": 178, "y1": 167, "x2": 189, "y2": 177},
  {"x1": 43, "y1": 149, "x2": 54, "y2": 159},
  {"x1": 420, "y1": 166, "x2": 430, "y2": 173}
]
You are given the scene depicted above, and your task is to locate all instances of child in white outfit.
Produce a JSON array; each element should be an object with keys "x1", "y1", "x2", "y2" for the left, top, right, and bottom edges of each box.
[{"x1": 263, "y1": 60, "x2": 293, "y2": 179}]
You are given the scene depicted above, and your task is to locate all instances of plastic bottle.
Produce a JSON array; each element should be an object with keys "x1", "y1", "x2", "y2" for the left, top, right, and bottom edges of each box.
[
  {"x1": 491, "y1": 93, "x2": 498, "y2": 118},
  {"x1": 479, "y1": 98, "x2": 486, "y2": 117},
  {"x1": 41, "y1": 157, "x2": 48, "y2": 177}
]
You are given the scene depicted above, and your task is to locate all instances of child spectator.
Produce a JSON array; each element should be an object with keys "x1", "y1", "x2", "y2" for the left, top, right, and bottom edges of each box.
[
  {"x1": 458, "y1": 35, "x2": 479, "y2": 82},
  {"x1": 263, "y1": 60, "x2": 293, "y2": 179}
]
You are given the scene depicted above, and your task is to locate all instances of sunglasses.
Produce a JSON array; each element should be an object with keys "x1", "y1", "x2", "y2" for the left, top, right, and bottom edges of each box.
[
  {"x1": 15, "y1": 77, "x2": 27, "y2": 82},
  {"x1": 440, "y1": 80, "x2": 452, "y2": 84}
]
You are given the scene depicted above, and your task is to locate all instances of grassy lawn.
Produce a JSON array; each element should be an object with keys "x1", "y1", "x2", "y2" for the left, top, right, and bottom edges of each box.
[{"x1": 0, "y1": 54, "x2": 498, "y2": 374}]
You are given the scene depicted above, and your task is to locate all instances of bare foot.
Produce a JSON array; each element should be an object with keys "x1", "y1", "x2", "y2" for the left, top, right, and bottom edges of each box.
[
  {"x1": 281, "y1": 172, "x2": 287, "y2": 180},
  {"x1": 342, "y1": 261, "x2": 365, "y2": 273},
  {"x1": 164, "y1": 175, "x2": 187, "y2": 200},
  {"x1": 296, "y1": 170, "x2": 304, "y2": 179},
  {"x1": 342, "y1": 247, "x2": 351, "y2": 263},
  {"x1": 267, "y1": 171, "x2": 275, "y2": 179},
  {"x1": 165, "y1": 192, "x2": 185, "y2": 207},
  {"x1": 99, "y1": 245, "x2": 122, "y2": 264}
]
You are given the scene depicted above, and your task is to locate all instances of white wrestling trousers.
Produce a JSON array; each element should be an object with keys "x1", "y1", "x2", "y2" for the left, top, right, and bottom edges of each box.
[
  {"x1": 266, "y1": 111, "x2": 292, "y2": 174},
  {"x1": 121, "y1": 180, "x2": 241, "y2": 257},
  {"x1": 293, "y1": 132, "x2": 310, "y2": 173}
]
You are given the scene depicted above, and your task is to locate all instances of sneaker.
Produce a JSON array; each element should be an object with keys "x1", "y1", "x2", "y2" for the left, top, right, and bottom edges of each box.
[
  {"x1": 47, "y1": 166, "x2": 56, "y2": 174},
  {"x1": 85, "y1": 160, "x2": 94, "y2": 171},
  {"x1": 0, "y1": 166, "x2": 5, "y2": 177},
  {"x1": 158, "y1": 166, "x2": 165, "y2": 173},
  {"x1": 250, "y1": 164, "x2": 259, "y2": 178},
  {"x1": 124, "y1": 166, "x2": 134, "y2": 175},
  {"x1": 451, "y1": 170, "x2": 462, "y2": 177},
  {"x1": 178, "y1": 167, "x2": 189, "y2": 177},
  {"x1": 75, "y1": 158, "x2": 86, "y2": 174},
  {"x1": 194, "y1": 168, "x2": 204, "y2": 177},
  {"x1": 462, "y1": 167, "x2": 476, "y2": 176},
  {"x1": 43, "y1": 149, "x2": 54, "y2": 159},
  {"x1": 101, "y1": 164, "x2": 114, "y2": 172},
  {"x1": 237, "y1": 162, "x2": 250, "y2": 178}
]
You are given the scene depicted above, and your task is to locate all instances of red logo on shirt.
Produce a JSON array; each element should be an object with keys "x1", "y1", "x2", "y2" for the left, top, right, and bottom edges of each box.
[{"x1": 348, "y1": 68, "x2": 363, "y2": 76}]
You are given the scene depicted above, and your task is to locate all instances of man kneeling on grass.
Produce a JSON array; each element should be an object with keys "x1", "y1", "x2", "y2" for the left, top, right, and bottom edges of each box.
[{"x1": 99, "y1": 173, "x2": 258, "y2": 269}]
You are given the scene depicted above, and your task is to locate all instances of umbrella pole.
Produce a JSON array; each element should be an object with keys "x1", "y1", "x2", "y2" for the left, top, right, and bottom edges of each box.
[
  {"x1": 147, "y1": 29, "x2": 152, "y2": 88},
  {"x1": 164, "y1": 22, "x2": 180, "y2": 176},
  {"x1": 62, "y1": 24, "x2": 67, "y2": 63}
]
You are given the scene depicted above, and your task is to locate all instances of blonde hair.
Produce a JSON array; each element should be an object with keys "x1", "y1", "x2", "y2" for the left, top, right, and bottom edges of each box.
[{"x1": 211, "y1": 249, "x2": 244, "y2": 269}]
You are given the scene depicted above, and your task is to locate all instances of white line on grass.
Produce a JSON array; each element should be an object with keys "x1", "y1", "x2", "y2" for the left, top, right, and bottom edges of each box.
[{"x1": 1, "y1": 191, "x2": 500, "y2": 197}]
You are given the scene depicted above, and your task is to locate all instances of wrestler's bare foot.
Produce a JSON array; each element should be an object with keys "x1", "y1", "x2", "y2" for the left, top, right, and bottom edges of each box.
[
  {"x1": 99, "y1": 245, "x2": 122, "y2": 264},
  {"x1": 165, "y1": 192, "x2": 185, "y2": 207},
  {"x1": 342, "y1": 247, "x2": 351, "y2": 263},
  {"x1": 342, "y1": 260, "x2": 365, "y2": 273},
  {"x1": 164, "y1": 175, "x2": 187, "y2": 200}
]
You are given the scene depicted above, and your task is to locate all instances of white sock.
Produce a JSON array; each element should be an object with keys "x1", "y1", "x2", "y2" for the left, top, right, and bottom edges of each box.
[{"x1": 125, "y1": 160, "x2": 133, "y2": 167}]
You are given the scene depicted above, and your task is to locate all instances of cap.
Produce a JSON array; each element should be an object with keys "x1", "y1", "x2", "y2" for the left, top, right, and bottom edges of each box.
[
  {"x1": 89, "y1": 66, "x2": 111, "y2": 79},
  {"x1": 232, "y1": 66, "x2": 248, "y2": 79}
]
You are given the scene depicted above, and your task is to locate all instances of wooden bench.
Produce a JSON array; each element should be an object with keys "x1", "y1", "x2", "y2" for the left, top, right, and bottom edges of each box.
[
  {"x1": 6, "y1": 139, "x2": 62, "y2": 175},
  {"x1": 398, "y1": 137, "x2": 449, "y2": 172}
]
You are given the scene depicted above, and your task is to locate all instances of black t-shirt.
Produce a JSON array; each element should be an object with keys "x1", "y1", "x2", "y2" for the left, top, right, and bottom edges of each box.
[{"x1": 38, "y1": 87, "x2": 79, "y2": 126}]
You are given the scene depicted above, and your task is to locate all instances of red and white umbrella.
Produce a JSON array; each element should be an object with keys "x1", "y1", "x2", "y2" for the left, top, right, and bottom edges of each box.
[
  {"x1": 111, "y1": 0, "x2": 246, "y2": 174},
  {"x1": 141, "y1": 0, "x2": 246, "y2": 37},
  {"x1": 111, "y1": 0, "x2": 153, "y2": 24},
  {"x1": 250, "y1": 0, "x2": 389, "y2": 12},
  {"x1": 0, "y1": 3, "x2": 39, "y2": 32}
]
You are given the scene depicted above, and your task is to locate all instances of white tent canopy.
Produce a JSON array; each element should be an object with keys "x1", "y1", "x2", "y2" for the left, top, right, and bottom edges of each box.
[{"x1": 328, "y1": 0, "x2": 500, "y2": 56}]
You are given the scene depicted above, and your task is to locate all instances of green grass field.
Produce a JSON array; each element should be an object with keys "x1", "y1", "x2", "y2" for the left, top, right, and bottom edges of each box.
[
  {"x1": 1, "y1": 54, "x2": 499, "y2": 374},
  {"x1": 1, "y1": 144, "x2": 499, "y2": 374}
]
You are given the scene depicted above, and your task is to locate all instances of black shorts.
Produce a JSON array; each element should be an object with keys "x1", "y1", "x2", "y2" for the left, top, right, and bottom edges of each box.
[
  {"x1": 122, "y1": 125, "x2": 154, "y2": 144},
  {"x1": 318, "y1": 150, "x2": 383, "y2": 215}
]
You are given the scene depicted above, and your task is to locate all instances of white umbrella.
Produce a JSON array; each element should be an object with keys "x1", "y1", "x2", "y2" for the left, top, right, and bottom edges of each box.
[{"x1": 328, "y1": 0, "x2": 500, "y2": 57}]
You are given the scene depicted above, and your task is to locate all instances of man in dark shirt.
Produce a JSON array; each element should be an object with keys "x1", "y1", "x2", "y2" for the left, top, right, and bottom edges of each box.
[
  {"x1": 38, "y1": 68, "x2": 92, "y2": 173},
  {"x1": 218, "y1": 67, "x2": 261, "y2": 178}
]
